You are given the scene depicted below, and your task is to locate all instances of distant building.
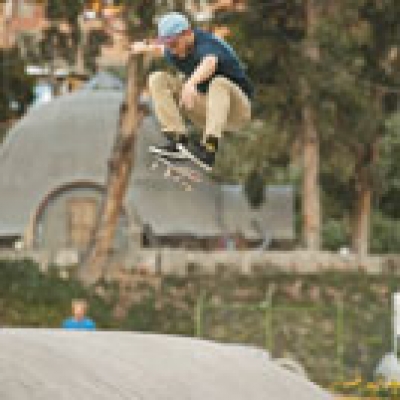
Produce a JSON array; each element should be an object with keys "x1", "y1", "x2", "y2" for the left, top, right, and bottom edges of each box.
[
  {"x1": 0, "y1": 0, "x2": 46, "y2": 48},
  {"x1": 0, "y1": 72, "x2": 293, "y2": 255}
]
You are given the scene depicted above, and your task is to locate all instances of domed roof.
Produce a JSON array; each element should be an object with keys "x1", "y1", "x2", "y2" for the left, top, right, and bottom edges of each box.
[{"x1": 0, "y1": 86, "x2": 124, "y2": 236}]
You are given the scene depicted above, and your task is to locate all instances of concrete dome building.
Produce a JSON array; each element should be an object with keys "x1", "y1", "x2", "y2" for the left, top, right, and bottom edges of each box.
[{"x1": 0, "y1": 72, "x2": 294, "y2": 258}]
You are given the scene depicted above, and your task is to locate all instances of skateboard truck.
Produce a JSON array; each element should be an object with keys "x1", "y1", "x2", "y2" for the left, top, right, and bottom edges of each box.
[{"x1": 149, "y1": 155, "x2": 202, "y2": 191}]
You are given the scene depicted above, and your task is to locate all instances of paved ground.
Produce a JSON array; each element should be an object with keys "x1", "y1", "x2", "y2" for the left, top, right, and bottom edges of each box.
[{"x1": 0, "y1": 329, "x2": 332, "y2": 399}]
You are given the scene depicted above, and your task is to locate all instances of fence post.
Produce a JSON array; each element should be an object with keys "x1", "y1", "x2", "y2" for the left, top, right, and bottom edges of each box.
[
  {"x1": 336, "y1": 301, "x2": 344, "y2": 382},
  {"x1": 265, "y1": 290, "x2": 273, "y2": 353},
  {"x1": 195, "y1": 292, "x2": 205, "y2": 338}
]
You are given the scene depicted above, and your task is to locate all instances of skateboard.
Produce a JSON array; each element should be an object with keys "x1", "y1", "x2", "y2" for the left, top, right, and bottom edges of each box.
[{"x1": 149, "y1": 154, "x2": 203, "y2": 191}]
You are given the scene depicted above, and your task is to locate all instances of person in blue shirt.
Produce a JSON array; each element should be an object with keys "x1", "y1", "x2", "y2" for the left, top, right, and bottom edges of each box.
[
  {"x1": 62, "y1": 299, "x2": 96, "y2": 330},
  {"x1": 131, "y1": 12, "x2": 253, "y2": 172}
]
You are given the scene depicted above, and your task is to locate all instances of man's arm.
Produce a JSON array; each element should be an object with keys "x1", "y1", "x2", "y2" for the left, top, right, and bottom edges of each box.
[
  {"x1": 130, "y1": 41, "x2": 164, "y2": 58},
  {"x1": 181, "y1": 55, "x2": 218, "y2": 109},
  {"x1": 187, "y1": 55, "x2": 218, "y2": 87}
]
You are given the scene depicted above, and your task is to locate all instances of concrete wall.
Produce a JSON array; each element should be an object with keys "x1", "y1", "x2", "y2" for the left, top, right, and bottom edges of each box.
[
  {"x1": 127, "y1": 249, "x2": 399, "y2": 276},
  {"x1": 2, "y1": 248, "x2": 400, "y2": 277}
]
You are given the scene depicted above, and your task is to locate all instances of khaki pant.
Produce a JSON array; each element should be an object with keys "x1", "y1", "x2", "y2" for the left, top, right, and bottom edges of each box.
[{"x1": 148, "y1": 71, "x2": 251, "y2": 140}]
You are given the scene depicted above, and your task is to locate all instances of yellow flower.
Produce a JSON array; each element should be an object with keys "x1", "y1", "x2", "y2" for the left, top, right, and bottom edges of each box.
[{"x1": 366, "y1": 382, "x2": 378, "y2": 390}]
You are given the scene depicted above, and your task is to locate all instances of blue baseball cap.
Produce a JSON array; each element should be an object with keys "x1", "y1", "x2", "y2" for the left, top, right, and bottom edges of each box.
[{"x1": 157, "y1": 12, "x2": 190, "y2": 43}]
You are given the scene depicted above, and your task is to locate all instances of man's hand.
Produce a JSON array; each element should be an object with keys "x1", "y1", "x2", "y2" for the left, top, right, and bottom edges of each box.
[
  {"x1": 180, "y1": 56, "x2": 217, "y2": 109},
  {"x1": 130, "y1": 41, "x2": 149, "y2": 55},
  {"x1": 130, "y1": 41, "x2": 164, "y2": 57},
  {"x1": 180, "y1": 81, "x2": 198, "y2": 110}
]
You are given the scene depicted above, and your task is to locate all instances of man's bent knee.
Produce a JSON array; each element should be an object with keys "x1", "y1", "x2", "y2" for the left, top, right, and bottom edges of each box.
[
  {"x1": 148, "y1": 71, "x2": 171, "y2": 90},
  {"x1": 209, "y1": 76, "x2": 231, "y2": 91}
]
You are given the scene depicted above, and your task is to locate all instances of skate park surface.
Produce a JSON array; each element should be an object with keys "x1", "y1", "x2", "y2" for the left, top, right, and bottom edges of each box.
[{"x1": 0, "y1": 329, "x2": 332, "y2": 399}]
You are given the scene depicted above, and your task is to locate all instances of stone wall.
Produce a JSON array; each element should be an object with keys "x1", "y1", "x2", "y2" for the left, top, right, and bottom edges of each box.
[
  {"x1": 129, "y1": 249, "x2": 400, "y2": 275},
  {"x1": 2, "y1": 248, "x2": 400, "y2": 276}
]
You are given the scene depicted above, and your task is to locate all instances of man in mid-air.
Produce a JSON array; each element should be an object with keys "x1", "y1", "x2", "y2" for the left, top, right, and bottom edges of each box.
[{"x1": 132, "y1": 12, "x2": 253, "y2": 172}]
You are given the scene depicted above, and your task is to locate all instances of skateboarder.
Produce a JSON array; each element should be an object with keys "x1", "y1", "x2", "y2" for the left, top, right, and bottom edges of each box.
[{"x1": 131, "y1": 12, "x2": 253, "y2": 172}]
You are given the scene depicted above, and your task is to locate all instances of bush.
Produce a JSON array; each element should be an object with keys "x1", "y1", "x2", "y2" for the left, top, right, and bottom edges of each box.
[
  {"x1": 322, "y1": 219, "x2": 349, "y2": 251},
  {"x1": 0, "y1": 259, "x2": 115, "y2": 328},
  {"x1": 371, "y1": 212, "x2": 400, "y2": 254}
]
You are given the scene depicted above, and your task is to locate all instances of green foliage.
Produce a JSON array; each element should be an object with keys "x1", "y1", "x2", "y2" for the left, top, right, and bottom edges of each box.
[
  {"x1": 84, "y1": 29, "x2": 111, "y2": 73},
  {"x1": 377, "y1": 113, "x2": 400, "y2": 219},
  {"x1": 244, "y1": 169, "x2": 265, "y2": 208},
  {"x1": 121, "y1": 0, "x2": 157, "y2": 39},
  {"x1": 0, "y1": 47, "x2": 34, "y2": 121},
  {"x1": 38, "y1": 0, "x2": 111, "y2": 73},
  {"x1": 39, "y1": 0, "x2": 83, "y2": 69},
  {"x1": 322, "y1": 219, "x2": 349, "y2": 251},
  {"x1": 371, "y1": 212, "x2": 400, "y2": 253},
  {"x1": 228, "y1": 0, "x2": 307, "y2": 121},
  {"x1": 119, "y1": 269, "x2": 396, "y2": 385},
  {"x1": 214, "y1": 121, "x2": 294, "y2": 187},
  {"x1": 45, "y1": 0, "x2": 82, "y2": 25},
  {"x1": 0, "y1": 259, "x2": 114, "y2": 328},
  {"x1": 39, "y1": 26, "x2": 78, "y2": 66},
  {"x1": 225, "y1": 0, "x2": 400, "y2": 252}
]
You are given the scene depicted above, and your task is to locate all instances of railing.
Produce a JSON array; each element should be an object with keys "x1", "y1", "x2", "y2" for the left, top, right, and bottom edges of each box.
[{"x1": 195, "y1": 294, "x2": 391, "y2": 386}]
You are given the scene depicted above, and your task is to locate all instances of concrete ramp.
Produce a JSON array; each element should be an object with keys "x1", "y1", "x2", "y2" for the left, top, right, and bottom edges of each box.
[{"x1": 0, "y1": 329, "x2": 331, "y2": 399}]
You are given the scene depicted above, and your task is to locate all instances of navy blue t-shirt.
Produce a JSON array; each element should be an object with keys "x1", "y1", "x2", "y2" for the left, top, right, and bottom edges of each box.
[{"x1": 164, "y1": 29, "x2": 253, "y2": 100}]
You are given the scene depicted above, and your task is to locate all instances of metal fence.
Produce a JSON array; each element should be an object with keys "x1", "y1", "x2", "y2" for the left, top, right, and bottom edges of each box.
[{"x1": 195, "y1": 294, "x2": 391, "y2": 385}]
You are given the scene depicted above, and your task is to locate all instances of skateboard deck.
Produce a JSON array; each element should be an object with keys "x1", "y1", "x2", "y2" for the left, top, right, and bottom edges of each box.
[{"x1": 149, "y1": 154, "x2": 203, "y2": 191}]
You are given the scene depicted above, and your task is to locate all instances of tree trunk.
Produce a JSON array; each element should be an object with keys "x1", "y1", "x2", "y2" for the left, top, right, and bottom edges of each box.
[
  {"x1": 352, "y1": 178, "x2": 372, "y2": 255},
  {"x1": 301, "y1": 0, "x2": 321, "y2": 250},
  {"x1": 351, "y1": 141, "x2": 379, "y2": 255},
  {"x1": 301, "y1": 103, "x2": 321, "y2": 250},
  {"x1": 78, "y1": 54, "x2": 147, "y2": 285},
  {"x1": 352, "y1": 84, "x2": 383, "y2": 255},
  {"x1": 75, "y1": 15, "x2": 86, "y2": 75}
]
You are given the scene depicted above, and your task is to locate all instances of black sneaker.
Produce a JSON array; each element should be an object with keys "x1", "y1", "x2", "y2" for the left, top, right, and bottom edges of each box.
[
  {"x1": 149, "y1": 132, "x2": 188, "y2": 161},
  {"x1": 177, "y1": 136, "x2": 219, "y2": 172}
]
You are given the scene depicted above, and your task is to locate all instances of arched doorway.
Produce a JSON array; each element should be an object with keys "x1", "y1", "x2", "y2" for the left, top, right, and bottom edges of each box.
[{"x1": 29, "y1": 181, "x2": 130, "y2": 255}]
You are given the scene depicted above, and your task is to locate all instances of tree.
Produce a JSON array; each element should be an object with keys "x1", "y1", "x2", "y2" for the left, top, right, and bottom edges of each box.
[
  {"x1": 0, "y1": 47, "x2": 34, "y2": 122},
  {"x1": 84, "y1": 29, "x2": 111, "y2": 73},
  {"x1": 37, "y1": 0, "x2": 111, "y2": 79},
  {"x1": 300, "y1": 0, "x2": 323, "y2": 250},
  {"x1": 317, "y1": 0, "x2": 400, "y2": 254},
  {"x1": 78, "y1": 54, "x2": 148, "y2": 284},
  {"x1": 41, "y1": 0, "x2": 83, "y2": 68},
  {"x1": 227, "y1": 0, "x2": 400, "y2": 254},
  {"x1": 121, "y1": 0, "x2": 157, "y2": 39},
  {"x1": 229, "y1": 0, "x2": 326, "y2": 249},
  {"x1": 79, "y1": 0, "x2": 159, "y2": 284}
]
